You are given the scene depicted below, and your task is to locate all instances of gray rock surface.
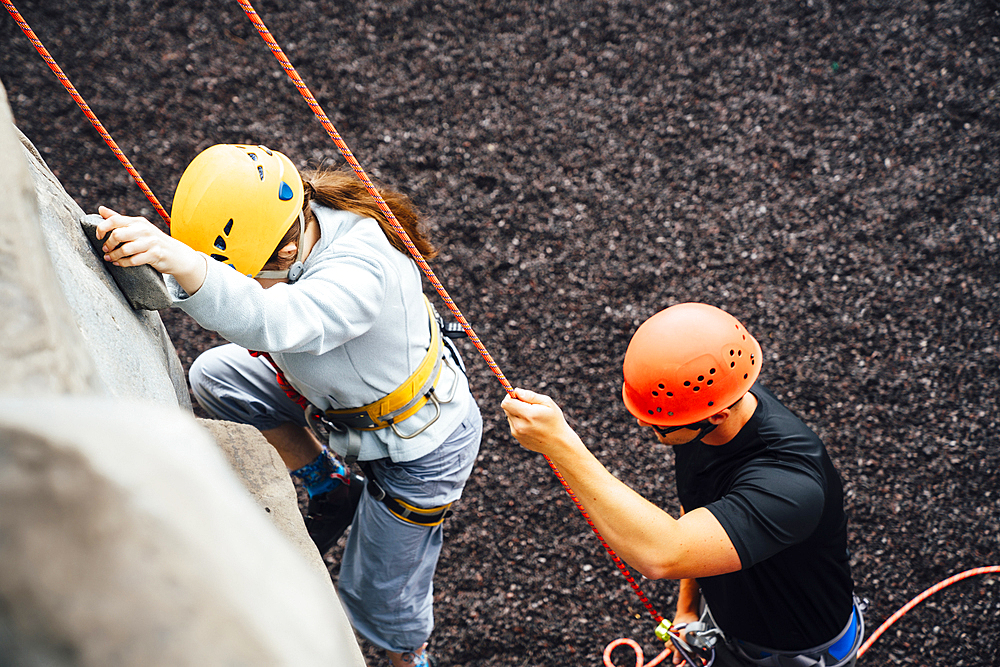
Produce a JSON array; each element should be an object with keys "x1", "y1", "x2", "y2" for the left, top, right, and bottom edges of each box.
[
  {"x1": 0, "y1": 81, "x2": 99, "y2": 396},
  {"x1": 6, "y1": 113, "x2": 188, "y2": 408},
  {"x1": 199, "y1": 418, "x2": 336, "y2": 586},
  {"x1": 0, "y1": 397, "x2": 365, "y2": 667}
]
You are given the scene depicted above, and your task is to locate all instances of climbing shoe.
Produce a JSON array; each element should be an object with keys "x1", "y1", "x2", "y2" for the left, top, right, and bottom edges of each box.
[
  {"x1": 411, "y1": 652, "x2": 438, "y2": 667},
  {"x1": 304, "y1": 470, "x2": 365, "y2": 554}
]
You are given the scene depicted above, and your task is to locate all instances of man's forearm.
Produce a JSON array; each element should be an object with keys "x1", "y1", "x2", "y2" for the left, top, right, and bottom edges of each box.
[{"x1": 676, "y1": 577, "x2": 701, "y2": 618}]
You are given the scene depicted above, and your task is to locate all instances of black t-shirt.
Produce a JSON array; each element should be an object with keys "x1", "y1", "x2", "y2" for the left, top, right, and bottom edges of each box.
[{"x1": 673, "y1": 383, "x2": 853, "y2": 651}]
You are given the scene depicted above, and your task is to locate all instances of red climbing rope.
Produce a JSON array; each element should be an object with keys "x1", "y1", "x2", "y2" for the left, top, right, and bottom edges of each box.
[
  {"x1": 235, "y1": 0, "x2": 509, "y2": 395},
  {"x1": 3, "y1": 0, "x2": 171, "y2": 226},
  {"x1": 857, "y1": 565, "x2": 1000, "y2": 658},
  {"x1": 236, "y1": 0, "x2": 664, "y2": 623}
]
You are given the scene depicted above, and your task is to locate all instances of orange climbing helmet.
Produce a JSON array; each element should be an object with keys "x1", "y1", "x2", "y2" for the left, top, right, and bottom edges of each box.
[
  {"x1": 170, "y1": 144, "x2": 304, "y2": 278},
  {"x1": 622, "y1": 303, "x2": 762, "y2": 426}
]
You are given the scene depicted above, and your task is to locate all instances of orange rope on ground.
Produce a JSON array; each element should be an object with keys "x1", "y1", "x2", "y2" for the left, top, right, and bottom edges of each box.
[
  {"x1": 236, "y1": 0, "x2": 665, "y2": 623},
  {"x1": 857, "y1": 565, "x2": 1000, "y2": 658},
  {"x1": 603, "y1": 638, "x2": 673, "y2": 667},
  {"x1": 3, "y1": 0, "x2": 171, "y2": 226}
]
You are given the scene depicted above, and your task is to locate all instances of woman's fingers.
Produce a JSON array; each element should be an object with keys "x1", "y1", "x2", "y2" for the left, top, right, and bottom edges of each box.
[{"x1": 104, "y1": 236, "x2": 154, "y2": 265}]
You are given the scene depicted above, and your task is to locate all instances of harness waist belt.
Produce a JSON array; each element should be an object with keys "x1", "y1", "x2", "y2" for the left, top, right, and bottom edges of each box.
[
  {"x1": 731, "y1": 596, "x2": 866, "y2": 667},
  {"x1": 322, "y1": 295, "x2": 443, "y2": 432}
]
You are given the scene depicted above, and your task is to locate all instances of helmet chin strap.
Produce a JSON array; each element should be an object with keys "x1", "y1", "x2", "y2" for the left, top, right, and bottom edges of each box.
[
  {"x1": 254, "y1": 210, "x2": 308, "y2": 283},
  {"x1": 690, "y1": 422, "x2": 718, "y2": 444}
]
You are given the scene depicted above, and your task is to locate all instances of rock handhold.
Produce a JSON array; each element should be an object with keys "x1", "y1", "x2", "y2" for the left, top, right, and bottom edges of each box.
[{"x1": 80, "y1": 213, "x2": 173, "y2": 311}]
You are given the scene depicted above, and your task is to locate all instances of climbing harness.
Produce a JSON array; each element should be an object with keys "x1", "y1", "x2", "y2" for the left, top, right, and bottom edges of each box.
[
  {"x1": 714, "y1": 597, "x2": 866, "y2": 667},
  {"x1": 321, "y1": 297, "x2": 454, "y2": 436},
  {"x1": 3, "y1": 0, "x2": 171, "y2": 226},
  {"x1": 304, "y1": 296, "x2": 461, "y2": 465},
  {"x1": 360, "y1": 462, "x2": 454, "y2": 528}
]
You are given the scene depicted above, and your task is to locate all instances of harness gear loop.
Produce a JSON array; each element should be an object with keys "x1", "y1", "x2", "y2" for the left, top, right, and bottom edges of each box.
[
  {"x1": 302, "y1": 295, "x2": 458, "y2": 465},
  {"x1": 320, "y1": 296, "x2": 453, "y2": 435}
]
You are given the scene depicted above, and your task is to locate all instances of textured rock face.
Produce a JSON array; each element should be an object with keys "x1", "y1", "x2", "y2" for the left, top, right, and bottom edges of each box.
[
  {"x1": 0, "y1": 78, "x2": 366, "y2": 666},
  {"x1": 8, "y1": 120, "x2": 189, "y2": 408},
  {"x1": 199, "y1": 418, "x2": 337, "y2": 586},
  {"x1": 0, "y1": 82, "x2": 99, "y2": 396},
  {"x1": 0, "y1": 398, "x2": 363, "y2": 667}
]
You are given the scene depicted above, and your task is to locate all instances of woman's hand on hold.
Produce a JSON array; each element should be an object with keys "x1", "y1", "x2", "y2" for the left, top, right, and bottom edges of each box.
[
  {"x1": 500, "y1": 387, "x2": 582, "y2": 458},
  {"x1": 97, "y1": 206, "x2": 207, "y2": 294}
]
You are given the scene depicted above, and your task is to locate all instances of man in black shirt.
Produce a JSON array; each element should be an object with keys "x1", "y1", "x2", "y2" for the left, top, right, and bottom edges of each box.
[{"x1": 501, "y1": 303, "x2": 862, "y2": 666}]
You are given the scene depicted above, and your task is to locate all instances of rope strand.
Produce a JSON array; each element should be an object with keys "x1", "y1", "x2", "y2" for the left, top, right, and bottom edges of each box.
[
  {"x1": 236, "y1": 0, "x2": 664, "y2": 623},
  {"x1": 3, "y1": 0, "x2": 171, "y2": 226},
  {"x1": 857, "y1": 565, "x2": 1000, "y2": 658}
]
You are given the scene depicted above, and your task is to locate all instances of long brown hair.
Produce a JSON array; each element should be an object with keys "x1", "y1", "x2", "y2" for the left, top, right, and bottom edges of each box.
[{"x1": 262, "y1": 168, "x2": 437, "y2": 271}]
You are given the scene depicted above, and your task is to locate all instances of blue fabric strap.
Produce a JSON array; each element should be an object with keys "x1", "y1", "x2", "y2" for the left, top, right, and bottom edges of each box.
[{"x1": 291, "y1": 448, "x2": 347, "y2": 497}]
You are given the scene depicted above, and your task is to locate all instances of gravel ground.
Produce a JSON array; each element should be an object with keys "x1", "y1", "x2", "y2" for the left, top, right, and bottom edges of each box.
[{"x1": 3, "y1": 1, "x2": 999, "y2": 664}]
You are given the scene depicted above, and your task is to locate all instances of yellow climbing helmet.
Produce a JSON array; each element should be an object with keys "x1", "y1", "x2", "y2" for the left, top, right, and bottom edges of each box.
[{"x1": 170, "y1": 144, "x2": 305, "y2": 278}]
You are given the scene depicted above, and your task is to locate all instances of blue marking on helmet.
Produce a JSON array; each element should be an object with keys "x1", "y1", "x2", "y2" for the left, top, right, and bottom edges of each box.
[{"x1": 278, "y1": 181, "x2": 295, "y2": 201}]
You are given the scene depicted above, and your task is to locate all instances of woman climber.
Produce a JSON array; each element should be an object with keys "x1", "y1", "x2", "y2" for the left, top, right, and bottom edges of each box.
[{"x1": 96, "y1": 143, "x2": 482, "y2": 667}]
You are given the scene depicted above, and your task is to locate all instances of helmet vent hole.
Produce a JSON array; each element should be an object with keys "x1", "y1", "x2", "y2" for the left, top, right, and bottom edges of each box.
[
  {"x1": 667, "y1": 411, "x2": 674, "y2": 416},
  {"x1": 683, "y1": 381, "x2": 691, "y2": 387},
  {"x1": 652, "y1": 391, "x2": 659, "y2": 397},
  {"x1": 730, "y1": 349, "x2": 735, "y2": 356},
  {"x1": 210, "y1": 253, "x2": 229, "y2": 262},
  {"x1": 224, "y1": 219, "x2": 234, "y2": 235},
  {"x1": 247, "y1": 152, "x2": 258, "y2": 161},
  {"x1": 697, "y1": 375, "x2": 704, "y2": 382},
  {"x1": 257, "y1": 166, "x2": 265, "y2": 181},
  {"x1": 214, "y1": 236, "x2": 227, "y2": 251},
  {"x1": 693, "y1": 386, "x2": 700, "y2": 392},
  {"x1": 666, "y1": 392, "x2": 674, "y2": 397},
  {"x1": 708, "y1": 401, "x2": 715, "y2": 407},
  {"x1": 658, "y1": 383, "x2": 665, "y2": 389},
  {"x1": 744, "y1": 373, "x2": 749, "y2": 379},
  {"x1": 656, "y1": 407, "x2": 662, "y2": 413},
  {"x1": 710, "y1": 368, "x2": 716, "y2": 374},
  {"x1": 647, "y1": 410, "x2": 654, "y2": 416},
  {"x1": 707, "y1": 379, "x2": 713, "y2": 385},
  {"x1": 738, "y1": 350, "x2": 742, "y2": 356},
  {"x1": 730, "y1": 362, "x2": 736, "y2": 368}
]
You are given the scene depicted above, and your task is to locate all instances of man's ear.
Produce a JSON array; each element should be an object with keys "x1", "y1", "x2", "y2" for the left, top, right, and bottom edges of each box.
[
  {"x1": 276, "y1": 242, "x2": 298, "y2": 261},
  {"x1": 708, "y1": 409, "x2": 730, "y2": 425}
]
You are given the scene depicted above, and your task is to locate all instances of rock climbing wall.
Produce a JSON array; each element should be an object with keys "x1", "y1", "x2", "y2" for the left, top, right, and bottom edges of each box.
[{"x1": 0, "y1": 77, "x2": 366, "y2": 666}]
